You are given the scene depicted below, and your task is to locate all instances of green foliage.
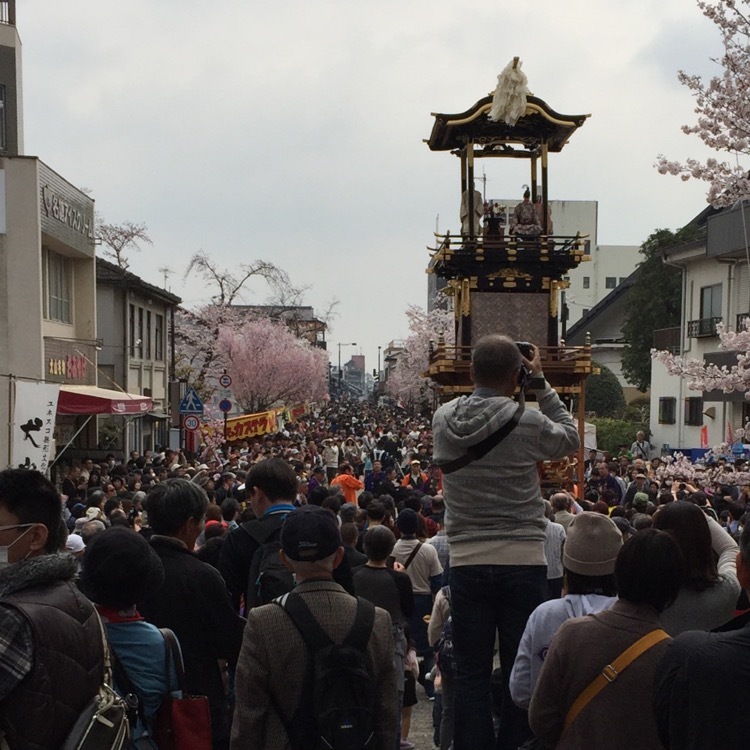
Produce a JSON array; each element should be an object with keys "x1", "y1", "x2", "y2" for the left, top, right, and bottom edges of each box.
[
  {"x1": 589, "y1": 417, "x2": 647, "y2": 455},
  {"x1": 97, "y1": 418, "x2": 123, "y2": 450},
  {"x1": 621, "y1": 225, "x2": 703, "y2": 392},
  {"x1": 622, "y1": 397, "x2": 650, "y2": 424},
  {"x1": 585, "y1": 362, "x2": 626, "y2": 418}
]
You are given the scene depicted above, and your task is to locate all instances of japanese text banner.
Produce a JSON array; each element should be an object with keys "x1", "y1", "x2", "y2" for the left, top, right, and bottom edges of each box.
[
  {"x1": 224, "y1": 410, "x2": 278, "y2": 442},
  {"x1": 12, "y1": 381, "x2": 61, "y2": 473}
]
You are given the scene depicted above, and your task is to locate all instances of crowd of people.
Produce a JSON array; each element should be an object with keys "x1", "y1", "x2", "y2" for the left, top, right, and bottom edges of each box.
[{"x1": 2, "y1": 335, "x2": 750, "y2": 749}]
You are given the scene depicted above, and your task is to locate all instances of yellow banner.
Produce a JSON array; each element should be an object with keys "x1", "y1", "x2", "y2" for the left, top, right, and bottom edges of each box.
[{"x1": 224, "y1": 410, "x2": 278, "y2": 441}]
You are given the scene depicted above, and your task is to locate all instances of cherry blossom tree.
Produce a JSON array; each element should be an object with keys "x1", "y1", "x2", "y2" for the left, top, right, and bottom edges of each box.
[
  {"x1": 652, "y1": 450, "x2": 750, "y2": 487},
  {"x1": 217, "y1": 318, "x2": 328, "y2": 413},
  {"x1": 652, "y1": 318, "x2": 750, "y2": 395},
  {"x1": 174, "y1": 252, "x2": 312, "y2": 398},
  {"x1": 197, "y1": 417, "x2": 229, "y2": 454},
  {"x1": 387, "y1": 305, "x2": 455, "y2": 406},
  {"x1": 174, "y1": 304, "x2": 246, "y2": 398},
  {"x1": 656, "y1": 0, "x2": 750, "y2": 206},
  {"x1": 652, "y1": 320, "x2": 750, "y2": 483}
]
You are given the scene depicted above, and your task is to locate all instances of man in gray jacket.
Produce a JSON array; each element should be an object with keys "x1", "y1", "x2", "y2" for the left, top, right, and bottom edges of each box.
[
  {"x1": 231, "y1": 505, "x2": 398, "y2": 750},
  {"x1": 432, "y1": 334, "x2": 579, "y2": 750}
]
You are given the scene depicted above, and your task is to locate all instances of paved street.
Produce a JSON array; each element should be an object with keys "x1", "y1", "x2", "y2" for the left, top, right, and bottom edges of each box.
[{"x1": 405, "y1": 691, "x2": 438, "y2": 750}]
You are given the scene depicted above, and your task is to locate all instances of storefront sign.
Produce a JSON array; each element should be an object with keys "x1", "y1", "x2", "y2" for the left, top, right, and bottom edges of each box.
[
  {"x1": 43, "y1": 339, "x2": 96, "y2": 385},
  {"x1": 47, "y1": 355, "x2": 87, "y2": 381},
  {"x1": 41, "y1": 185, "x2": 94, "y2": 239}
]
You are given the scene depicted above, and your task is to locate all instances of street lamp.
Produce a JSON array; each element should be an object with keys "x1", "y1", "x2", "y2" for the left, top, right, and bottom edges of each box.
[{"x1": 337, "y1": 342, "x2": 357, "y2": 398}]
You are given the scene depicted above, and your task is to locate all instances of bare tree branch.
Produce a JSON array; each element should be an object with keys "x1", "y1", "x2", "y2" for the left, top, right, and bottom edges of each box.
[
  {"x1": 98, "y1": 219, "x2": 153, "y2": 270},
  {"x1": 184, "y1": 252, "x2": 294, "y2": 306}
]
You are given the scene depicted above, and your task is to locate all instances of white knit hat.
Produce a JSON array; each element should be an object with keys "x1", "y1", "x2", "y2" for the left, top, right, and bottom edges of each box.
[{"x1": 563, "y1": 512, "x2": 623, "y2": 576}]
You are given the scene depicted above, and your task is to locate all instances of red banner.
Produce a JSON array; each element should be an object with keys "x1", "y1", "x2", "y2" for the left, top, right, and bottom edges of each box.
[
  {"x1": 288, "y1": 403, "x2": 306, "y2": 422},
  {"x1": 700, "y1": 424, "x2": 709, "y2": 450},
  {"x1": 224, "y1": 410, "x2": 277, "y2": 442}
]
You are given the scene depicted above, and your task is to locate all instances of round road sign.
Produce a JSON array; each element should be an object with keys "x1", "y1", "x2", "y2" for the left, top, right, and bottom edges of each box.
[
  {"x1": 219, "y1": 374, "x2": 232, "y2": 388},
  {"x1": 219, "y1": 399, "x2": 232, "y2": 413},
  {"x1": 184, "y1": 415, "x2": 200, "y2": 431}
]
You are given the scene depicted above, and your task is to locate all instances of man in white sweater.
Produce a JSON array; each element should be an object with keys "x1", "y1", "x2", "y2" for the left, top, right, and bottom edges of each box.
[{"x1": 432, "y1": 335, "x2": 579, "y2": 750}]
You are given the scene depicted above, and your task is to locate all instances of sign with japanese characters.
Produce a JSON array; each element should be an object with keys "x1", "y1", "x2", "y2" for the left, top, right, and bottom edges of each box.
[
  {"x1": 38, "y1": 162, "x2": 95, "y2": 256},
  {"x1": 224, "y1": 410, "x2": 278, "y2": 441},
  {"x1": 12, "y1": 381, "x2": 60, "y2": 474},
  {"x1": 43, "y1": 338, "x2": 96, "y2": 385}
]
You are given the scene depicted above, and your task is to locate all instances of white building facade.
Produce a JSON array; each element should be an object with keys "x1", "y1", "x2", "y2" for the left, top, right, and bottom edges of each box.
[{"x1": 650, "y1": 204, "x2": 750, "y2": 453}]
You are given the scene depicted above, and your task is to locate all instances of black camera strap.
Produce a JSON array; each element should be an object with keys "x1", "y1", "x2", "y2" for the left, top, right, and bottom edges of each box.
[{"x1": 437, "y1": 402, "x2": 524, "y2": 475}]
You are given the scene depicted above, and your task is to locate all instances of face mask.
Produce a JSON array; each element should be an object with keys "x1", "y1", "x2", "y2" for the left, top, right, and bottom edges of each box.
[{"x1": 0, "y1": 524, "x2": 35, "y2": 567}]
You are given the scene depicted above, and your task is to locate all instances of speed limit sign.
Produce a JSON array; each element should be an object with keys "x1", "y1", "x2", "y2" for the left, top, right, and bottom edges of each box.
[{"x1": 184, "y1": 415, "x2": 200, "y2": 431}]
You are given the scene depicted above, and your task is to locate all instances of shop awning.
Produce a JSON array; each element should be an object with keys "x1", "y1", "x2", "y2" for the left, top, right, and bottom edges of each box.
[{"x1": 57, "y1": 385, "x2": 153, "y2": 416}]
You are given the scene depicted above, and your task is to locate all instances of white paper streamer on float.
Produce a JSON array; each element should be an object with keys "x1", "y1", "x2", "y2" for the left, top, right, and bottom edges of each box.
[{"x1": 488, "y1": 56, "x2": 530, "y2": 127}]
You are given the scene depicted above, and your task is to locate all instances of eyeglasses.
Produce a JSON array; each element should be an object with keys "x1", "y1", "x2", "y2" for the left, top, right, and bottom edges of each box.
[{"x1": 0, "y1": 524, "x2": 34, "y2": 534}]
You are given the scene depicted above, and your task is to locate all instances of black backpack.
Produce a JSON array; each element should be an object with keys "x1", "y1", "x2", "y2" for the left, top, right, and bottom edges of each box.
[
  {"x1": 276, "y1": 592, "x2": 376, "y2": 750},
  {"x1": 244, "y1": 515, "x2": 295, "y2": 608}
]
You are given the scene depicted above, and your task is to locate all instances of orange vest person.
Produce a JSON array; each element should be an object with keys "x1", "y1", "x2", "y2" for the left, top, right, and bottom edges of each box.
[
  {"x1": 330, "y1": 463, "x2": 364, "y2": 505},
  {"x1": 402, "y1": 460, "x2": 428, "y2": 489}
]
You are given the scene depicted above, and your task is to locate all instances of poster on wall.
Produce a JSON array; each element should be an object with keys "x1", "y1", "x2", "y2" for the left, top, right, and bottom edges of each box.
[{"x1": 12, "y1": 381, "x2": 60, "y2": 473}]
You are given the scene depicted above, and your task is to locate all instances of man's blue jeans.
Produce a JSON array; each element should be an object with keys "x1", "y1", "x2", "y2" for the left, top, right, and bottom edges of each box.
[{"x1": 450, "y1": 564, "x2": 547, "y2": 750}]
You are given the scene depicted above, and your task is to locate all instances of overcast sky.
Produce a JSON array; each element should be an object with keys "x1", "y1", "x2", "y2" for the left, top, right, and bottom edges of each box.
[{"x1": 20, "y1": 0, "x2": 725, "y2": 373}]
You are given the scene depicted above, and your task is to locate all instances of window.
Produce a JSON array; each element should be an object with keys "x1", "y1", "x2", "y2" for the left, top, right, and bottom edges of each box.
[
  {"x1": 155, "y1": 314, "x2": 164, "y2": 361},
  {"x1": 700, "y1": 284, "x2": 722, "y2": 319},
  {"x1": 684, "y1": 397, "x2": 703, "y2": 426},
  {"x1": 146, "y1": 310, "x2": 152, "y2": 360},
  {"x1": 659, "y1": 397, "x2": 676, "y2": 424},
  {"x1": 605, "y1": 277, "x2": 617, "y2": 289},
  {"x1": 44, "y1": 249, "x2": 72, "y2": 323},
  {"x1": 137, "y1": 307, "x2": 144, "y2": 359},
  {"x1": 0, "y1": 85, "x2": 7, "y2": 151},
  {"x1": 582, "y1": 276, "x2": 590, "y2": 289},
  {"x1": 129, "y1": 305, "x2": 135, "y2": 357},
  {"x1": 619, "y1": 277, "x2": 627, "y2": 285},
  {"x1": 582, "y1": 308, "x2": 589, "y2": 316}
]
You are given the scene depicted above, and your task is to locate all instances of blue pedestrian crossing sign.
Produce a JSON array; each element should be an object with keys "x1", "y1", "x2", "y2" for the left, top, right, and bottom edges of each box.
[{"x1": 179, "y1": 387, "x2": 204, "y2": 415}]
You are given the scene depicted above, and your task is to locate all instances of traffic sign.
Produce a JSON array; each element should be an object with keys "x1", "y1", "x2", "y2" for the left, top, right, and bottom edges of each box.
[
  {"x1": 218, "y1": 374, "x2": 232, "y2": 388},
  {"x1": 183, "y1": 415, "x2": 200, "y2": 431},
  {"x1": 218, "y1": 399, "x2": 232, "y2": 413},
  {"x1": 179, "y1": 387, "x2": 204, "y2": 415}
]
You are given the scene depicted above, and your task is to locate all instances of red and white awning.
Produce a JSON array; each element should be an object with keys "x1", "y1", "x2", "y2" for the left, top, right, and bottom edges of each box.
[{"x1": 57, "y1": 385, "x2": 153, "y2": 416}]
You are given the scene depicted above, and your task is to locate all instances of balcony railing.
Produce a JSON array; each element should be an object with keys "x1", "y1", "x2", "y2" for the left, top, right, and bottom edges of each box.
[
  {"x1": 687, "y1": 317, "x2": 722, "y2": 338},
  {"x1": 0, "y1": 2, "x2": 15, "y2": 25},
  {"x1": 653, "y1": 327, "x2": 681, "y2": 354}
]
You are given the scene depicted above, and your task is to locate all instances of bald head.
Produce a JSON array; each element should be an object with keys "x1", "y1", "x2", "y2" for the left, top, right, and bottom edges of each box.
[{"x1": 471, "y1": 335, "x2": 523, "y2": 391}]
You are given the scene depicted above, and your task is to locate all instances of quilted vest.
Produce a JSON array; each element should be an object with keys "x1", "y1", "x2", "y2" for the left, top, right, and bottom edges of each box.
[{"x1": 0, "y1": 580, "x2": 103, "y2": 750}]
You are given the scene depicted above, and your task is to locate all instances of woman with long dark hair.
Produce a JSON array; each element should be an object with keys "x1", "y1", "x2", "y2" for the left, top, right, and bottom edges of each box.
[{"x1": 653, "y1": 499, "x2": 740, "y2": 634}]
